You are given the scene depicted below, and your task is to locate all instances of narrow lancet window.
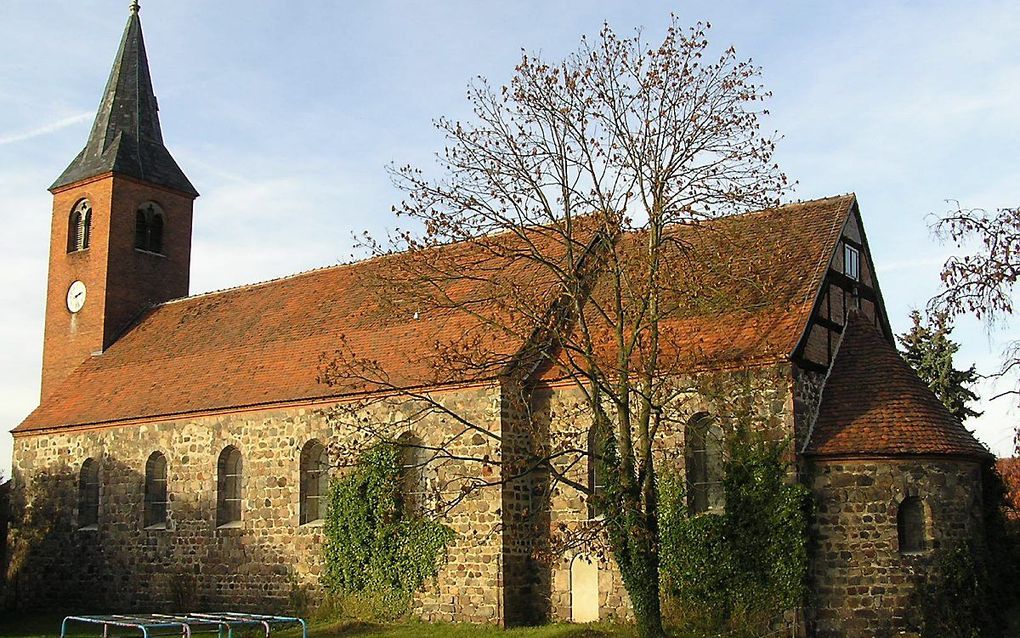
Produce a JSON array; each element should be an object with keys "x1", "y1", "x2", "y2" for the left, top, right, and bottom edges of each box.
[
  {"x1": 300, "y1": 440, "x2": 327, "y2": 525},
  {"x1": 78, "y1": 458, "x2": 99, "y2": 529},
  {"x1": 216, "y1": 446, "x2": 243, "y2": 527},
  {"x1": 898, "y1": 496, "x2": 926, "y2": 553},
  {"x1": 144, "y1": 451, "x2": 168, "y2": 528},
  {"x1": 587, "y1": 422, "x2": 610, "y2": 519},
  {"x1": 397, "y1": 432, "x2": 428, "y2": 516},
  {"x1": 685, "y1": 413, "x2": 724, "y2": 515}
]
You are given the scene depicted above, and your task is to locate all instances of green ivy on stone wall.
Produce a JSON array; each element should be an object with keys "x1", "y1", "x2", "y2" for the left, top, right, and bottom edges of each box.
[
  {"x1": 321, "y1": 444, "x2": 454, "y2": 607},
  {"x1": 659, "y1": 430, "x2": 811, "y2": 632}
]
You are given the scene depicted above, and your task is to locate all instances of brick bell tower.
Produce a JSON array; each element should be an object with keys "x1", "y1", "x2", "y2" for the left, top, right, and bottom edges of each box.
[{"x1": 40, "y1": 1, "x2": 198, "y2": 398}]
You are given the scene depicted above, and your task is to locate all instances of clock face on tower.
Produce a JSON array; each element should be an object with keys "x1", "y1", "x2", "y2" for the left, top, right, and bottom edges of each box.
[{"x1": 66, "y1": 280, "x2": 87, "y2": 313}]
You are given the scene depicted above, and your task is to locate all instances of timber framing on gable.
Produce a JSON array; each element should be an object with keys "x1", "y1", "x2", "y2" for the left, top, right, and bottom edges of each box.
[{"x1": 792, "y1": 198, "x2": 893, "y2": 373}]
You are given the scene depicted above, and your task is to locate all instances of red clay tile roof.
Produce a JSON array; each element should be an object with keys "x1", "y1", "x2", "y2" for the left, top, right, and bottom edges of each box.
[
  {"x1": 16, "y1": 230, "x2": 576, "y2": 433},
  {"x1": 541, "y1": 194, "x2": 856, "y2": 377},
  {"x1": 804, "y1": 310, "x2": 991, "y2": 459},
  {"x1": 16, "y1": 195, "x2": 855, "y2": 433}
]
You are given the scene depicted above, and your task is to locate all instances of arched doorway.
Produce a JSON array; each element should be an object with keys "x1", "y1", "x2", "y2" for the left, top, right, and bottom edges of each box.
[{"x1": 570, "y1": 554, "x2": 599, "y2": 623}]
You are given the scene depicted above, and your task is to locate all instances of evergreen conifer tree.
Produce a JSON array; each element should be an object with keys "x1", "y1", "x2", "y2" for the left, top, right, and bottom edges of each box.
[{"x1": 897, "y1": 310, "x2": 981, "y2": 422}]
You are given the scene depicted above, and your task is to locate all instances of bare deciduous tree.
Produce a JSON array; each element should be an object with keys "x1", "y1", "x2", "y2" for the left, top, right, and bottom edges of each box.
[
  {"x1": 319, "y1": 18, "x2": 787, "y2": 637},
  {"x1": 930, "y1": 202, "x2": 1020, "y2": 454}
]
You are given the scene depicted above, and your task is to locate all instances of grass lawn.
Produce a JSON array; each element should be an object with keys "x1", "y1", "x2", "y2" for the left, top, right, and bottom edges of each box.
[{"x1": 0, "y1": 614, "x2": 637, "y2": 638}]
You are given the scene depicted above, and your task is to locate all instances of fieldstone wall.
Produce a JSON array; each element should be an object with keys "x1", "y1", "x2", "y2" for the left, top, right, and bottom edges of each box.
[
  {"x1": 793, "y1": 366, "x2": 826, "y2": 452},
  {"x1": 536, "y1": 364, "x2": 799, "y2": 624},
  {"x1": 808, "y1": 457, "x2": 984, "y2": 638},
  {"x1": 533, "y1": 382, "x2": 631, "y2": 623},
  {"x1": 11, "y1": 361, "x2": 985, "y2": 636},
  {"x1": 6, "y1": 384, "x2": 506, "y2": 623}
]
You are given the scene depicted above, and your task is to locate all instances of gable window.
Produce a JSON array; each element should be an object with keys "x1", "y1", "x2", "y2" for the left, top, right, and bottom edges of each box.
[
  {"x1": 844, "y1": 243, "x2": 861, "y2": 281},
  {"x1": 135, "y1": 202, "x2": 165, "y2": 254},
  {"x1": 897, "y1": 496, "x2": 926, "y2": 554},
  {"x1": 78, "y1": 458, "x2": 100, "y2": 529},
  {"x1": 685, "y1": 413, "x2": 723, "y2": 515},
  {"x1": 144, "y1": 451, "x2": 168, "y2": 529},
  {"x1": 397, "y1": 432, "x2": 429, "y2": 516},
  {"x1": 587, "y1": 422, "x2": 610, "y2": 519},
  {"x1": 67, "y1": 199, "x2": 92, "y2": 253},
  {"x1": 216, "y1": 446, "x2": 243, "y2": 527},
  {"x1": 300, "y1": 440, "x2": 328, "y2": 525}
]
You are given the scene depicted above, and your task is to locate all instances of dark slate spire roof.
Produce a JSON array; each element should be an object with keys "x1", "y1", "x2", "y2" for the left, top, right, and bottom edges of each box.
[
  {"x1": 804, "y1": 310, "x2": 991, "y2": 460},
  {"x1": 50, "y1": 5, "x2": 197, "y2": 197}
]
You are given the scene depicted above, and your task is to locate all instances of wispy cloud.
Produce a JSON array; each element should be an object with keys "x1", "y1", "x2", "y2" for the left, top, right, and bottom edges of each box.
[
  {"x1": 876, "y1": 255, "x2": 950, "y2": 276},
  {"x1": 0, "y1": 111, "x2": 92, "y2": 146}
]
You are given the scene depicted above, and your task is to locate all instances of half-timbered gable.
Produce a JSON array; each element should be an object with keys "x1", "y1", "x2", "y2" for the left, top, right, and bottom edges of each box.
[{"x1": 794, "y1": 199, "x2": 893, "y2": 373}]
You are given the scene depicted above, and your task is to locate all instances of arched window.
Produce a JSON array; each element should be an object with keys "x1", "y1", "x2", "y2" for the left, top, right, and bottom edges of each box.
[
  {"x1": 685, "y1": 413, "x2": 723, "y2": 515},
  {"x1": 397, "y1": 432, "x2": 428, "y2": 516},
  {"x1": 898, "y1": 496, "x2": 926, "y2": 554},
  {"x1": 78, "y1": 458, "x2": 99, "y2": 529},
  {"x1": 587, "y1": 422, "x2": 609, "y2": 519},
  {"x1": 144, "y1": 451, "x2": 168, "y2": 528},
  {"x1": 216, "y1": 446, "x2": 243, "y2": 527},
  {"x1": 134, "y1": 202, "x2": 165, "y2": 254},
  {"x1": 149, "y1": 212, "x2": 164, "y2": 254},
  {"x1": 300, "y1": 440, "x2": 328, "y2": 525},
  {"x1": 134, "y1": 210, "x2": 146, "y2": 249},
  {"x1": 67, "y1": 199, "x2": 92, "y2": 252}
]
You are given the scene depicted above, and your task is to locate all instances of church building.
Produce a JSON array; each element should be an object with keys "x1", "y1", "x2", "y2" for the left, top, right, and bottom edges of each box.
[{"x1": 4, "y1": 7, "x2": 993, "y2": 638}]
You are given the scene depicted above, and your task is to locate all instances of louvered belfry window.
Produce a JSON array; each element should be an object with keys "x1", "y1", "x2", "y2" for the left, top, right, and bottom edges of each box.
[
  {"x1": 217, "y1": 446, "x2": 243, "y2": 527},
  {"x1": 135, "y1": 202, "x2": 165, "y2": 254},
  {"x1": 68, "y1": 199, "x2": 92, "y2": 253}
]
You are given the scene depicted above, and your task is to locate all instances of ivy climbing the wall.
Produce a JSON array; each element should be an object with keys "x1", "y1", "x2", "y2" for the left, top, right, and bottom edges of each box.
[
  {"x1": 659, "y1": 429, "x2": 811, "y2": 634},
  {"x1": 321, "y1": 444, "x2": 454, "y2": 611}
]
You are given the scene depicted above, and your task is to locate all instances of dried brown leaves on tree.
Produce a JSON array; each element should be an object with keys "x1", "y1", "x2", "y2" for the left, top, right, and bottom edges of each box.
[
  {"x1": 930, "y1": 202, "x2": 1020, "y2": 453},
  {"x1": 319, "y1": 18, "x2": 788, "y2": 636}
]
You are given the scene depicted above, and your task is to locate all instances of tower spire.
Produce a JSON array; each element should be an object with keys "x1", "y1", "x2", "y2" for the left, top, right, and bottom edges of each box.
[{"x1": 50, "y1": 5, "x2": 197, "y2": 197}]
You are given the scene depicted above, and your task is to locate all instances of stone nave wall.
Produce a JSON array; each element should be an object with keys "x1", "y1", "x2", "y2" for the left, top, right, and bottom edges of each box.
[
  {"x1": 808, "y1": 458, "x2": 984, "y2": 638},
  {"x1": 5, "y1": 384, "x2": 506, "y2": 623},
  {"x1": 8, "y1": 363, "x2": 987, "y2": 636},
  {"x1": 534, "y1": 363, "x2": 800, "y2": 624}
]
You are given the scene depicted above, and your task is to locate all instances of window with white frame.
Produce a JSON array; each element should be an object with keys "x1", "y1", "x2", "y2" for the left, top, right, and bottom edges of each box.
[{"x1": 844, "y1": 243, "x2": 861, "y2": 281}]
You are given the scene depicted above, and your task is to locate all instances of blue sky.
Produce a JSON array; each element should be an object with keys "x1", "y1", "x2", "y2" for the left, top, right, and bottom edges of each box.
[{"x1": 2, "y1": 1, "x2": 1018, "y2": 473}]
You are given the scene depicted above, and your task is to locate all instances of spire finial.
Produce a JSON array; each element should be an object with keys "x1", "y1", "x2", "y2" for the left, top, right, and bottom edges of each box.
[{"x1": 130, "y1": 0, "x2": 140, "y2": 15}]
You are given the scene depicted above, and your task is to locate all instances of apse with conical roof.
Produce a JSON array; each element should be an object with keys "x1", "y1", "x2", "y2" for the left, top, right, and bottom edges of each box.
[
  {"x1": 804, "y1": 309, "x2": 990, "y2": 459},
  {"x1": 50, "y1": 2, "x2": 197, "y2": 196}
]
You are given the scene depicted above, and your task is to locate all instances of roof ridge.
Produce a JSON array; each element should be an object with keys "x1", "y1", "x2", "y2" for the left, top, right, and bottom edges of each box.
[
  {"x1": 18, "y1": 192, "x2": 855, "y2": 434},
  {"x1": 165, "y1": 194, "x2": 856, "y2": 308},
  {"x1": 159, "y1": 259, "x2": 372, "y2": 306}
]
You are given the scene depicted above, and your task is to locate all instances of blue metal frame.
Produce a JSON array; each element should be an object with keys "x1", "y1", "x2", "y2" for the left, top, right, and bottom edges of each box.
[{"x1": 60, "y1": 612, "x2": 307, "y2": 638}]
